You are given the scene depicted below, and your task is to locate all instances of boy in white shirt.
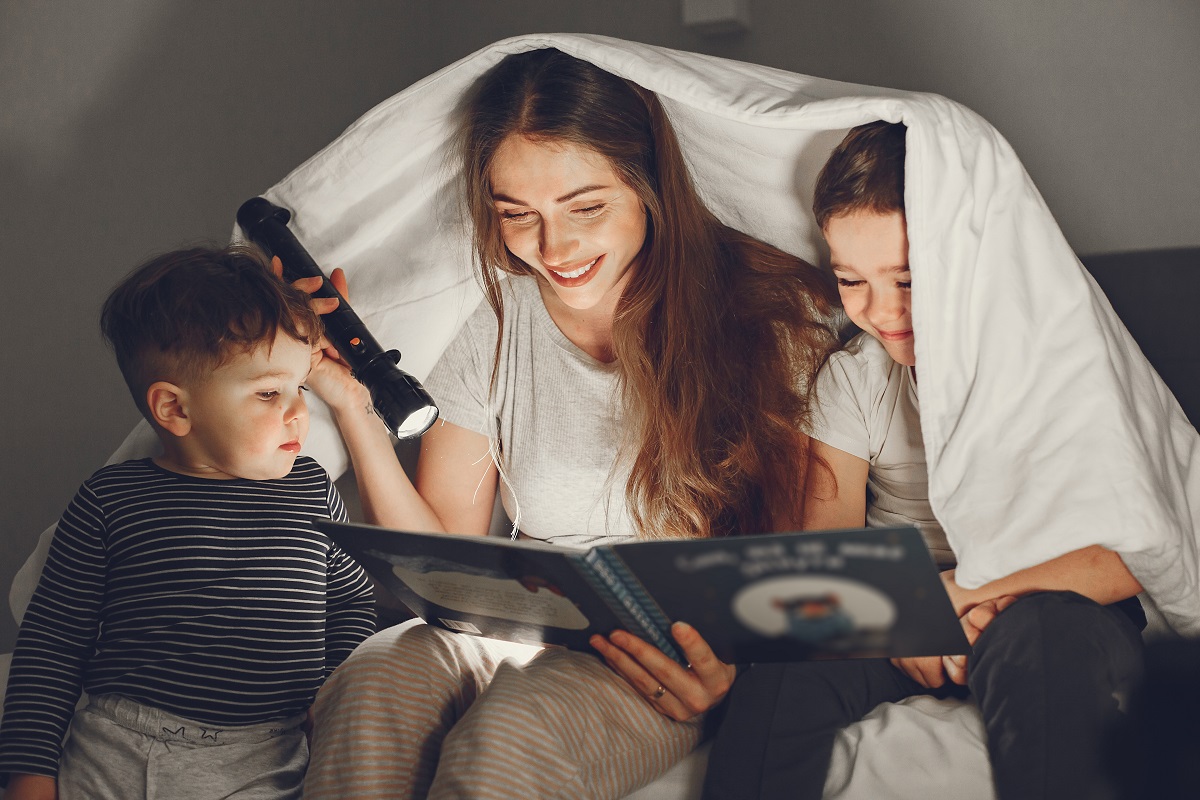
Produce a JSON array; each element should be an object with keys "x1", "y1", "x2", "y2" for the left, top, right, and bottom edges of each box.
[{"x1": 703, "y1": 122, "x2": 1146, "y2": 800}]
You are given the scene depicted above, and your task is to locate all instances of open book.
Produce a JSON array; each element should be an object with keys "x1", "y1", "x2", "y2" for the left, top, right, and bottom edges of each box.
[{"x1": 318, "y1": 521, "x2": 968, "y2": 665}]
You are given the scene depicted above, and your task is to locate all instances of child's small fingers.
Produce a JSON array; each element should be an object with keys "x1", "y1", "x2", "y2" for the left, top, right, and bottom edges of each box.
[
  {"x1": 892, "y1": 656, "x2": 940, "y2": 688},
  {"x1": 960, "y1": 615, "x2": 984, "y2": 646},
  {"x1": 942, "y1": 655, "x2": 968, "y2": 685},
  {"x1": 965, "y1": 603, "x2": 998, "y2": 632},
  {"x1": 995, "y1": 594, "x2": 1020, "y2": 612}
]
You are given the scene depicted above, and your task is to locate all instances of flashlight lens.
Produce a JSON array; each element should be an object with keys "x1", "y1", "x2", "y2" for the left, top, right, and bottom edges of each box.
[{"x1": 396, "y1": 406, "x2": 440, "y2": 438}]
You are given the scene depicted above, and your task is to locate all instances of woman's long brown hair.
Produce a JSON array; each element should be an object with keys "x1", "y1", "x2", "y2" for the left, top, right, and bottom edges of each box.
[{"x1": 459, "y1": 49, "x2": 836, "y2": 538}]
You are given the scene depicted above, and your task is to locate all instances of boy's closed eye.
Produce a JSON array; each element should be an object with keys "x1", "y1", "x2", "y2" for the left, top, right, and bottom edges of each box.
[
  {"x1": 835, "y1": 277, "x2": 912, "y2": 289},
  {"x1": 257, "y1": 386, "x2": 309, "y2": 400}
]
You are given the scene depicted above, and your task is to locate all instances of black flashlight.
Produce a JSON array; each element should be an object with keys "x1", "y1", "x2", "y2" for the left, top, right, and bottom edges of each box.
[{"x1": 237, "y1": 197, "x2": 439, "y2": 439}]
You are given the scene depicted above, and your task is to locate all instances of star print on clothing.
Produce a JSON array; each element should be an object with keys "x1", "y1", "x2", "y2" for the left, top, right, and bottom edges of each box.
[{"x1": 201, "y1": 729, "x2": 221, "y2": 741}]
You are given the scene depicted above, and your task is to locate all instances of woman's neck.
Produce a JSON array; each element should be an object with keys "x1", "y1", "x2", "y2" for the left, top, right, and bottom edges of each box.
[{"x1": 535, "y1": 274, "x2": 628, "y2": 364}]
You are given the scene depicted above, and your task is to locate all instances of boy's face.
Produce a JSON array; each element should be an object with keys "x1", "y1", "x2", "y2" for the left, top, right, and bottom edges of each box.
[
  {"x1": 167, "y1": 330, "x2": 314, "y2": 480},
  {"x1": 824, "y1": 210, "x2": 915, "y2": 367}
]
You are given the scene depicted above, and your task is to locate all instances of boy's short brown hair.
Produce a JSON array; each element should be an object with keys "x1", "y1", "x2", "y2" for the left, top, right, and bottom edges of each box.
[
  {"x1": 100, "y1": 244, "x2": 322, "y2": 419},
  {"x1": 812, "y1": 121, "x2": 907, "y2": 230}
]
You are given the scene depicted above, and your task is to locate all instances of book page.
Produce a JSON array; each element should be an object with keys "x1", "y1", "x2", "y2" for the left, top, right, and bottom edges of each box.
[{"x1": 392, "y1": 564, "x2": 590, "y2": 630}]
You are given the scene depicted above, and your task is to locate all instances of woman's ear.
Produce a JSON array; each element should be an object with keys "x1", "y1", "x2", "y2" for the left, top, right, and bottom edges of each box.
[{"x1": 147, "y1": 382, "x2": 191, "y2": 437}]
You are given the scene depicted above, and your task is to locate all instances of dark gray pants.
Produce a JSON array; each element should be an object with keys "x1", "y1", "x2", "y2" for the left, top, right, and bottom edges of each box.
[{"x1": 702, "y1": 591, "x2": 1145, "y2": 800}]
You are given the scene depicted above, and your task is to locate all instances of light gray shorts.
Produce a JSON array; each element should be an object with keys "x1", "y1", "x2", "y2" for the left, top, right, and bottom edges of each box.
[{"x1": 58, "y1": 694, "x2": 308, "y2": 800}]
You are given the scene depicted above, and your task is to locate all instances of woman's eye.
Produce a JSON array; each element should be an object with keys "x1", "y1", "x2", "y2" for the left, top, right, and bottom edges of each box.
[
  {"x1": 258, "y1": 391, "x2": 280, "y2": 400},
  {"x1": 573, "y1": 204, "x2": 605, "y2": 216},
  {"x1": 500, "y1": 210, "x2": 534, "y2": 223},
  {"x1": 836, "y1": 278, "x2": 864, "y2": 288},
  {"x1": 897, "y1": 281, "x2": 912, "y2": 290}
]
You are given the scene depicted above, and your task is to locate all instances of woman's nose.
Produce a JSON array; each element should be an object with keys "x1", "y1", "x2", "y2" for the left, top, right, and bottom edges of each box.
[{"x1": 539, "y1": 219, "x2": 577, "y2": 267}]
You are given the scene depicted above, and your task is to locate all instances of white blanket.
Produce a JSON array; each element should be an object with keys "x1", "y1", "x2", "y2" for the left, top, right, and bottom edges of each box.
[{"x1": 213, "y1": 31, "x2": 1196, "y2": 632}]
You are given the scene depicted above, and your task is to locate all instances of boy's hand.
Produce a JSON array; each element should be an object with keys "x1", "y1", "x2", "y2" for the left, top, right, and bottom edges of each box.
[
  {"x1": 590, "y1": 622, "x2": 736, "y2": 722},
  {"x1": 890, "y1": 595, "x2": 1019, "y2": 688},
  {"x1": 5, "y1": 773, "x2": 58, "y2": 800},
  {"x1": 939, "y1": 569, "x2": 969, "y2": 616},
  {"x1": 272, "y1": 257, "x2": 371, "y2": 414},
  {"x1": 890, "y1": 656, "x2": 939, "y2": 688}
]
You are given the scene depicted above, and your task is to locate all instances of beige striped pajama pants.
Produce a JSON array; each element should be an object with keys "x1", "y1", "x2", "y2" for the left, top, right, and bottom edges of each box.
[{"x1": 303, "y1": 620, "x2": 704, "y2": 799}]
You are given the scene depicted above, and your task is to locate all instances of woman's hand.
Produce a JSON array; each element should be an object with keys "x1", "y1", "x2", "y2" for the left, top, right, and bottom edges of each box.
[
  {"x1": 590, "y1": 622, "x2": 737, "y2": 721},
  {"x1": 890, "y1": 594, "x2": 1019, "y2": 688},
  {"x1": 271, "y1": 257, "x2": 371, "y2": 415}
]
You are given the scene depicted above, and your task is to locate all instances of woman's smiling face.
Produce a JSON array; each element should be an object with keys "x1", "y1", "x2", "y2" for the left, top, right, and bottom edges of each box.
[{"x1": 489, "y1": 135, "x2": 648, "y2": 314}]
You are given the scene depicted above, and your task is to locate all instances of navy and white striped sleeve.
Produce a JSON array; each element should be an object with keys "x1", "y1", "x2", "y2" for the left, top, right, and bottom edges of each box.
[{"x1": 0, "y1": 483, "x2": 108, "y2": 779}]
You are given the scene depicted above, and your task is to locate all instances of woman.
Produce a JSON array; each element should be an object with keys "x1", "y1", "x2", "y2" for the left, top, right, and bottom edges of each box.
[{"x1": 300, "y1": 48, "x2": 836, "y2": 799}]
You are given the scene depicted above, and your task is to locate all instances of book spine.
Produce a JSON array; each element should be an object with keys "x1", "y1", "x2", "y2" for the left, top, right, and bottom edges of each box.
[
  {"x1": 571, "y1": 553, "x2": 646, "y2": 637},
  {"x1": 583, "y1": 549, "x2": 686, "y2": 666}
]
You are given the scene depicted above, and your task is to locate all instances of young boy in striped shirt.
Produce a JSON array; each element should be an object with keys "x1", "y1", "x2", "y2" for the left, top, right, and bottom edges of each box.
[{"x1": 0, "y1": 245, "x2": 376, "y2": 800}]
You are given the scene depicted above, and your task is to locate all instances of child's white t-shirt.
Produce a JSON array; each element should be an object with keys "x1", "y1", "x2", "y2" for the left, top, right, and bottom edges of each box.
[{"x1": 808, "y1": 333, "x2": 955, "y2": 567}]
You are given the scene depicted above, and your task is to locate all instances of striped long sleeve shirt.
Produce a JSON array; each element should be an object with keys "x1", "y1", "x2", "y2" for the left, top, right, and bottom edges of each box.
[{"x1": 0, "y1": 456, "x2": 377, "y2": 779}]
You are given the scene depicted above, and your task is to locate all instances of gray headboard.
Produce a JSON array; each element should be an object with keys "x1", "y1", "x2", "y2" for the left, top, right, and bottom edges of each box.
[{"x1": 1081, "y1": 247, "x2": 1199, "y2": 430}]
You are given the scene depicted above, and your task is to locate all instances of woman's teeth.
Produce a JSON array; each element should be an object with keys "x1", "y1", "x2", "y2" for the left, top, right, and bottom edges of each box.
[{"x1": 552, "y1": 257, "x2": 598, "y2": 279}]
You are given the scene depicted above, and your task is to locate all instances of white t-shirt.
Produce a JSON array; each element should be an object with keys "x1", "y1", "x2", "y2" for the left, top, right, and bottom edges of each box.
[
  {"x1": 808, "y1": 333, "x2": 954, "y2": 567},
  {"x1": 422, "y1": 275, "x2": 636, "y2": 549}
]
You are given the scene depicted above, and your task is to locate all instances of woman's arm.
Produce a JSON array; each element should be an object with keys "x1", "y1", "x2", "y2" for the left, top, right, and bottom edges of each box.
[
  {"x1": 296, "y1": 263, "x2": 498, "y2": 536},
  {"x1": 323, "y1": 386, "x2": 496, "y2": 535}
]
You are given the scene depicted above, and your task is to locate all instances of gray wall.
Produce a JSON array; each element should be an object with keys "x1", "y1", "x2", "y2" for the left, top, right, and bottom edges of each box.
[{"x1": 2, "y1": 0, "x2": 1197, "y2": 651}]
